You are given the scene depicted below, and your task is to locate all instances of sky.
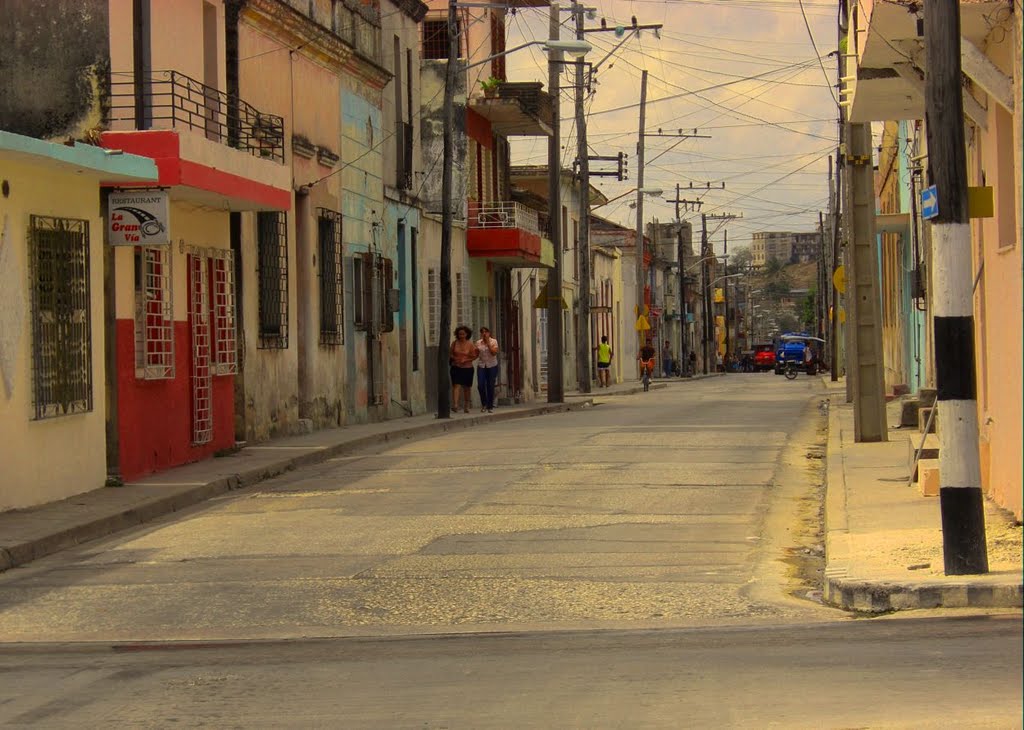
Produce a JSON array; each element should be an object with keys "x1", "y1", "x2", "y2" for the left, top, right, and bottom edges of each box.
[{"x1": 502, "y1": 0, "x2": 841, "y2": 256}]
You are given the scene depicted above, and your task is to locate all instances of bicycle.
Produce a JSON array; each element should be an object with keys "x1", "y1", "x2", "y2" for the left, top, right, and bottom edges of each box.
[
  {"x1": 784, "y1": 361, "x2": 799, "y2": 380},
  {"x1": 640, "y1": 359, "x2": 654, "y2": 391}
]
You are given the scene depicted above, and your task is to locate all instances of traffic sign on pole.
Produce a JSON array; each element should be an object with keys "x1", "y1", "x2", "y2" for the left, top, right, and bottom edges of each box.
[{"x1": 921, "y1": 185, "x2": 939, "y2": 220}]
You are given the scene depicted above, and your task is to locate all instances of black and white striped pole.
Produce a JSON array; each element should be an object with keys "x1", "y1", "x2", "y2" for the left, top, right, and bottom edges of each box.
[{"x1": 924, "y1": 0, "x2": 988, "y2": 574}]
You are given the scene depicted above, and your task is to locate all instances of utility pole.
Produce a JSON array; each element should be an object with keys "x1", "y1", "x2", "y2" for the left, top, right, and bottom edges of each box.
[
  {"x1": 723, "y1": 229, "x2": 730, "y2": 363},
  {"x1": 845, "y1": 120, "x2": 887, "y2": 442},
  {"x1": 574, "y1": 0, "x2": 591, "y2": 394},
  {"x1": 667, "y1": 184, "x2": 703, "y2": 376},
  {"x1": 830, "y1": 152, "x2": 842, "y2": 382},
  {"x1": 634, "y1": 69, "x2": 648, "y2": 370},
  {"x1": 546, "y1": 2, "x2": 564, "y2": 402},
  {"x1": 700, "y1": 213, "x2": 711, "y2": 373},
  {"x1": 818, "y1": 209, "x2": 826, "y2": 340},
  {"x1": 924, "y1": 0, "x2": 988, "y2": 574},
  {"x1": 436, "y1": 0, "x2": 458, "y2": 419}
]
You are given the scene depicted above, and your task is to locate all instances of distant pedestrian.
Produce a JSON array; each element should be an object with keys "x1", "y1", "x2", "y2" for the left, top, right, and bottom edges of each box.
[
  {"x1": 449, "y1": 325, "x2": 477, "y2": 413},
  {"x1": 595, "y1": 335, "x2": 613, "y2": 387},
  {"x1": 661, "y1": 340, "x2": 673, "y2": 378},
  {"x1": 475, "y1": 326, "x2": 500, "y2": 413},
  {"x1": 716, "y1": 352, "x2": 724, "y2": 372},
  {"x1": 688, "y1": 350, "x2": 697, "y2": 376}
]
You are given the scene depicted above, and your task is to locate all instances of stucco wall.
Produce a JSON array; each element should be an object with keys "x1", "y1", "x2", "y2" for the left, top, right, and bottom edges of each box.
[
  {"x1": 0, "y1": 160, "x2": 107, "y2": 510},
  {"x1": 0, "y1": 0, "x2": 110, "y2": 140}
]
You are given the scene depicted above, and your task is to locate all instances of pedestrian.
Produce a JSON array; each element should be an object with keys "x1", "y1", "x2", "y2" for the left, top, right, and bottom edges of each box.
[
  {"x1": 595, "y1": 335, "x2": 613, "y2": 387},
  {"x1": 688, "y1": 350, "x2": 697, "y2": 376},
  {"x1": 661, "y1": 340, "x2": 673, "y2": 379},
  {"x1": 449, "y1": 325, "x2": 477, "y2": 413},
  {"x1": 475, "y1": 325, "x2": 500, "y2": 413},
  {"x1": 716, "y1": 351, "x2": 723, "y2": 373}
]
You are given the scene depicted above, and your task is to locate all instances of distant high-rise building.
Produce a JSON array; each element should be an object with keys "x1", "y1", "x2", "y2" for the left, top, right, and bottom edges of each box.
[{"x1": 751, "y1": 230, "x2": 821, "y2": 267}]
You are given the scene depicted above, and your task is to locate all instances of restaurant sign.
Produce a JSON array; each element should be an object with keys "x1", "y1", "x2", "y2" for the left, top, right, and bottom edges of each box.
[{"x1": 108, "y1": 191, "x2": 170, "y2": 246}]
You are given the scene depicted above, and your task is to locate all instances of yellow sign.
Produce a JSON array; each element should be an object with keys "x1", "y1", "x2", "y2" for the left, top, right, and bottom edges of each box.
[
  {"x1": 832, "y1": 265, "x2": 846, "y2": 294},
  {"x1": 533, "y1": 292, "x2": 569, "y2": 309},
  {"x1": 714, "y1": 287, "x2": 724, "y2": 303},
  {"x1": 829, "y1": 306, "x2": 847, "y2": 324},
  {"x1": 635, "y1": 315, "x2": 651, "y2": 331},
  {"x1": 968, "y1": 186, "x2": 994, "y2": 218}
]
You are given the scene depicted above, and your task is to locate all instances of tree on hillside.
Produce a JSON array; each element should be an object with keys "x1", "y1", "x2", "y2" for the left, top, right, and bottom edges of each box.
[{"x1": 728, "y1": 247, "x2": 753, "y2": 274}]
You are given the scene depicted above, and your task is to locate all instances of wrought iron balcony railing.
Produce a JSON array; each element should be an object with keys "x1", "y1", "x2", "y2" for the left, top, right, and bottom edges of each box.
[
  {"x1": 108, "y1": 70, "x2": 285, "y2": 163},
  {"x1": 468, "y1": 201, "x2": 540, "y2": 235}
]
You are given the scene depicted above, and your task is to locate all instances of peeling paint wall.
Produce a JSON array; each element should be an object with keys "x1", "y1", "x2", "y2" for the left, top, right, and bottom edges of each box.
[{"x1": 0, "y1": 0, "x2": 110, "y2": 140}]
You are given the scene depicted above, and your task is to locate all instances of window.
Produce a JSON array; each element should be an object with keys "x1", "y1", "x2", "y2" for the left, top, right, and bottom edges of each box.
[
  {"x1": 134, "y1": 246, "x2": 175, "y2": 380},
  {"x1": 257, "y1": 211, "x2": 288, "y2": 348},
  {"x1": 353, "y1": 254, "x2": 368, "y2": 330},
  {"x1": 28, "y1": 215, "x2": 93, "y2": 420},
  {"x1": 427, "y1": 267, "x2": 439, "y2": 345},
  {"x1": 317, "y1": 209, "x2": 344, "y2": 345},
  {"x1": 211, "y1": 249, "x2": 237, "y2": 374},
  {"x1": 353, "y1": 251, "x2": 394, "y2": 334},
  {"x1": 188, "y1": 251, "x2": 213, "y2": 445},
  {"x1": 562, "y1": 206, "x2": 568, "y2": 250},
  {"x1": 490, "y1": 12, "x2": 506, "y2": 80},
  {"x1": 423, "y1": 19, "x2": 460, "y2": 60},
  {"x1": 456, "y1": 271, "x2": 466, "y2": 326},
  {"x1": 411, "y1": 227, "x2": 420, "y2": 370}
]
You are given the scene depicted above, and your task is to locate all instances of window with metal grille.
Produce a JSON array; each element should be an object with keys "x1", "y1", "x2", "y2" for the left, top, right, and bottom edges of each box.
[
  {"x1": 210, "y1": 249, "x2": 237, "y2": 374},
  {"x1": 134, "y1": 246, "x2": 175, "y2": 380},
  {"x1": 317, "y1": 209, "x2": 344, "y2": 345},
  {"x1": 455, "y1": 272, "x2": 466, "y2": 326},
  {"x1": 353, "y1": 253, "x2": 368, "y2": 330},
  {"x1": 423, "y1": 18, "x2": 461, "y2": 60},
  {"x1": 257, "y1": 211, "x2": 288, "y2": 348},
  {"x1": 188, "y1": 252, "x2": 213, "y2": 445},
  {"x1": 28, "y1": 215, "x2": 93, "y2": 420},
  {"x1": 427, "y1": 267, "x2": 438, "y2": 344},
  {"x1": 490, "y1": 12, "x2": 506, "y2": 80}
]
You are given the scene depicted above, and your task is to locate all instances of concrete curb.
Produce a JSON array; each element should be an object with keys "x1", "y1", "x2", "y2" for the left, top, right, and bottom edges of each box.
[
  {"x1": 0, "y1": 400, "x2": 591, "y2": 574},
  {"x1": 821, "y1": 394, "x2": 1023, "y2": 612}
]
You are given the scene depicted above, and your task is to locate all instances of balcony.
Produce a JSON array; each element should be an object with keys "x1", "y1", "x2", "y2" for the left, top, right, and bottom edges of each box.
[
  {"x1": 467, "y1": 201, "x2": 547, "y2": 267},
  {"x1": 100, "y1": 70, "x2": 291, "y2": 211},
  {"x1": 469, "y1": 82, "x2": 553, "y2": 137},
  {"x1": 847, "y1": 0, "x2": 1010, "y2": 125},
  {"x1": 108, "y1": 70, "x2": 285, "y2": 163}
]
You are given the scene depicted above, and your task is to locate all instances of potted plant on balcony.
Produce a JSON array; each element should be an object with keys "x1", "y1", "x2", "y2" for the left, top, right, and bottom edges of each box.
[{"x1": 479, "y1": 77, "x2": 501, "y2": 98}]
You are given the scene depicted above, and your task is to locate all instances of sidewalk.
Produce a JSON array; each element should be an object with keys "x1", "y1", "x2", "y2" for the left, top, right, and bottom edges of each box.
[
  {"x1": 822, "y1": 378, "x2": 1023, "y2": 612},
  {"x1": 0, "y1": 376, "x2": 709, "y2": 574}
]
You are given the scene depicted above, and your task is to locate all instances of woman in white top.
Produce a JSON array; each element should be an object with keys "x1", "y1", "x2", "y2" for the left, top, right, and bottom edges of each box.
[{"x1": 475, "y1": 326, "x2": 500, "y2": 413}]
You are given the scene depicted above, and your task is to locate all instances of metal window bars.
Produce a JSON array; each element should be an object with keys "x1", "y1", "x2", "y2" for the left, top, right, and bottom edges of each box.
[
  {"x1": 135, "y1": 246, "x2": 175, "y2": 380},
  {"x1": 427, "y1": 268, "x2": 438, "y2": 344},
  {"x1": 107, "y1": 70, "x2": 285, "y2": 163},
  {"x1": 188, "y1": 252, "x2": 213, "y2": 445},
  {"x1": 317, "y1": 209, "x2": 344, "y2": 346},
  {"x1": 257, "y1": 212, "x2": 289, "y2": 349},
  {"x1": 28, "y1": 216, "x2": 93, "y2": 420},
  {"x1": 211, "y1": 249, "x2": 238, "y2": 374}
]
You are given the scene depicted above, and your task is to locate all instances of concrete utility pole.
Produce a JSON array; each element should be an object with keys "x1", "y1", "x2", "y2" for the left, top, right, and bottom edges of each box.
[
  {"x1": 669, "y1": 184, "x2": 700, "y2": 376},
  {"x1": 546, "y1": 2, "x2": 565, "y2": 402},
  {"x1": 634, "y1": 69, "x2": 648, "y2": 367},
  {"x1": 436, "y1": 0, "x2": 458, "y2": 419},
  {"x1": 830, "y1": 153, "x2": 842, "y2": 382},
  {"x1": 574, "y1": 1, "x2": 591, "y2": 394},
  {"x1": 818, "y1": 209, "x2": 826, "y2": 340},
  {"x1": 924, "y1": 0, "x2": 988, "y2": 574},
  {"x1": 845, "y1": 120, "x2": 887, "y2": 441}
]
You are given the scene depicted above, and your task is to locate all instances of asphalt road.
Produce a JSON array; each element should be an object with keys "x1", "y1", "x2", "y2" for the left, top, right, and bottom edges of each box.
[
  {"x1": 0, "y1": 616, "x2": 1020, "y2": 727},
  {"x1": 0, "y1": 374, "x2": 833, "y2": 643},
  {"x1": 1, "y1": 375, "x2": 1022, "y2": 727}
]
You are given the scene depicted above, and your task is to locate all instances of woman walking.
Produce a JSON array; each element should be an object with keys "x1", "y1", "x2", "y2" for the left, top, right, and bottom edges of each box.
[
  {"x1": 475, "y1": 326, "x2": 500, "y2": 413},
  {"x1": 449, "y1": 326, "x2": 477, "y2": 413}
]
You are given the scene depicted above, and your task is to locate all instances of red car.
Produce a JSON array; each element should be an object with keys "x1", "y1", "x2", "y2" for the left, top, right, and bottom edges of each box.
[{"x1": 753, "y1": 343, "x2": 776, "y2": 372}]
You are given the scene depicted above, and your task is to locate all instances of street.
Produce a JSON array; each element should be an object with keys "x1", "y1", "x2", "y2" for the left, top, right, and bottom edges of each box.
[{"x1": 1, "y1": 375, "x2": 1021, "y2": 727}]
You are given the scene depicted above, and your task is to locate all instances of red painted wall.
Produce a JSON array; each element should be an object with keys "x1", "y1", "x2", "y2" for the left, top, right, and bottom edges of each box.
[
  {"x1": 467, "y1": 109, "x2": 493, "y2": 148},
  {"x1": 116, "y1": 319, "x2": 234, "y2": 481}
]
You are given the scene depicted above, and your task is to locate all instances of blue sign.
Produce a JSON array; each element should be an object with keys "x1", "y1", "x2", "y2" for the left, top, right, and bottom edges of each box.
[{"x1": 921, "y1": 185, "x2": 939, "y2": 220}]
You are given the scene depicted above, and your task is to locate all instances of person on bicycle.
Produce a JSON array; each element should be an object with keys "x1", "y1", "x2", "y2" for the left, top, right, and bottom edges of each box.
[{"x1": 638, "y1": 338, "x2": 656, "y2": 379}]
